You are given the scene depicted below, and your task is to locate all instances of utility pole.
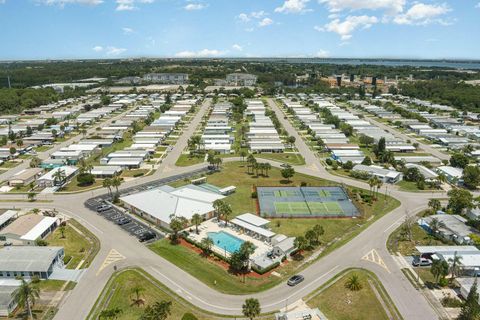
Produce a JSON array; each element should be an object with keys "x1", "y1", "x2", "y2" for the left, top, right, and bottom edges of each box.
[{"x1": 7, "y1": 76, "x2": 11, "y2": 89}]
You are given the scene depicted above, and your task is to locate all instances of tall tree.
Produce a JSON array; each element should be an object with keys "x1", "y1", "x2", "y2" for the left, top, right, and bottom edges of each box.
[
  {"x1": 242, "y1": 298, "x2": 261, "y2": 320},
  {"x1": 191, "y1": 213, "x2": 202, "y2": 234},
  {"x1": 458, "y1": 280, "x2": 480, "y2": 320},
  {"x1": 12, "y1": 279, "x2": 40, "y2": 320}
]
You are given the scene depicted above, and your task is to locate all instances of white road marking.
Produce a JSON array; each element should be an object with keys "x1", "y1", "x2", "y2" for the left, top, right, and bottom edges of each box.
[{"x1": 383, "y1": 216, "x2": 404, "y2": 233}]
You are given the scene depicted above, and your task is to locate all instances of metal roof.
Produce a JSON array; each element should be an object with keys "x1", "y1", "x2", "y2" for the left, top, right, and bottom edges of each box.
[{"x1": 0, "y1": 247, "x2": 63, "y2": 272}]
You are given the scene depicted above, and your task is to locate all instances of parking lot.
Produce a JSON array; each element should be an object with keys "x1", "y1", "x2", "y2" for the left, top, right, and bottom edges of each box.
[{"x1": 84, "y1": 167, "x2": 210, "y2": 243}]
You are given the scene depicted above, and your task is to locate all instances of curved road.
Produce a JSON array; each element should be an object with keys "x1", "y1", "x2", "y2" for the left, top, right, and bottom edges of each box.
[{"x1": 0, "y1": 97, "x2": 449, "y2": 320}]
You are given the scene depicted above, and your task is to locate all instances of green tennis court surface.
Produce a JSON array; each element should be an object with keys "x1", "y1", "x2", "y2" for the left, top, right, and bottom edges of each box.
[
  {"x1": 274, "y1": 202, "x2": 309, "y2": 214},
  {"x1": 308, "y1": 202, "x2": 344, "y2": 214}
]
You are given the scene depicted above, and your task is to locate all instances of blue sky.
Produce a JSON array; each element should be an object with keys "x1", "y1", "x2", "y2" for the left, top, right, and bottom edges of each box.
[{"x1": 0, "y1": 0, "x2": 479, "y2": 60}]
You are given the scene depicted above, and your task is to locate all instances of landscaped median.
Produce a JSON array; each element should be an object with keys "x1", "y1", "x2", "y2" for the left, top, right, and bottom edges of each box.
[
  {"x1": 305, "y1": 268, "x2": 403, "y2": 320},
  {"x1": 87, "y1": 268, "x2": 228, "y2": 320},
  {"x1": 150, "y1": 162, "x2": 400, "y2": 294}
]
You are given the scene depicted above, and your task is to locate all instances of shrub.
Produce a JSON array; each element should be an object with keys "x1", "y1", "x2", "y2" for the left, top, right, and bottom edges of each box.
[
  {"x1": 133, "y1": 172, "x2": 144, "y2": 177},
  {"x1": 251, "y1": 261, "x2": 280, "y2": 275},
  {"x1": 325, "y1": 158, "x2": 333, "y2": 165},
  {"x1": 181, "y1": 313, "x2": 198, "y2": 320},
  {"x1": 251, "y1": 191, "x2": 257, "y2": 198},
  {"x1": 76, "y1": 173, "x2": 95, "y2": 186}
]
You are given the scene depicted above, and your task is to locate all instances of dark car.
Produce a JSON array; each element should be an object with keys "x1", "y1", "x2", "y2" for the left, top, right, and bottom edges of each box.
[
  {"x1": 96, "y1": 205, "x2": 112, "y2": 212},
  {"x1": 287, "y1": 275, "x2": 304, "y2": 286},
  {"x1": 139, "y1": 231, "x2": 156, "y2": 242},
  {"x1": 116, "y1": 218, "x2": 131, "y2": 225},
  {"x1": 412, "y1": 257, "x2": 432, "y2": 267}
]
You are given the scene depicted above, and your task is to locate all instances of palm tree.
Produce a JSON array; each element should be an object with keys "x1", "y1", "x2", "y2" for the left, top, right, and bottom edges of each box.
[
  {"x1": 368, "y1": 177, "x2": 376, "y2": 196},
  {"x1": 59, "y1": 225, "x2": 66, "y2": 239},
  {"x1": 191, "y1": 213, "x2": 202, "y2": 234},
  {"x1": 12, "y1": 279, "x2": 40, "y2": 319},
  {"x1": 263, "y1": 162, "x2": 271, "y2": 176},
  {"x1": 214, "y1": 157, "x2": 222, "y2": 169},
  {"x1": 221, "y1": 203, "x2": 232, "y2": 226},
  {"x1": 99, "y1": 307, "x2": 123, "y2": 319},
  {"x1": 429, "y1": 218, "x2": 446, "y2": 238},
  {"x1": 448, "y1": 251, "x2": 463, "y2": 282},
  {"x1": 52, "y1": 169, "x2": 66, "y2": 185},
  {"x1": 111, "y1": 176, "x2": 122, "y2": 196},
  {"x1": 103, "y1": 178, "x2": 113, "y2": 199},
  {"x1": 345, "y1": 273, "x2": 362, "y2": 291},
  {"x1": 27, "y1": 192, "x2": 36, "y2": 202},
  {"x1": 212, "y1": 199, "x2": 224, "y2": 220},
  {"x1": 375, "y1": 178, "x2": 383, "y2": 197},
  {"x1": 130, "y1": 285, "x2": 145, "y2": 307},
  {"x1": 201, "y1": 237, "x2": 214, "y2": 256},
  {"x1": 428, "y1": 199, "x2": 442, "y2": 213},
  {"x1": 242, "y1": 298, "x2": 261, "y2": 320},
  {"x1": 240, "y1": 150, "x2": 247, "y2": 162}
]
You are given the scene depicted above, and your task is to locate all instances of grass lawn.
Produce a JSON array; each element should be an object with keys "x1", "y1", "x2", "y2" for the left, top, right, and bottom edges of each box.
[
  {"x1": 387, "y1": 222, "x2": 447, "y2": 256},
  {"x1": 0, "y1": 161, "x2": 21, "y2": 169},
  {"x1": 35, "y1": 145, "x2": 53, "y2": 152},
  {"x1": 160, "y1": 162, "x2": 400, "y2": 294},
  {"x1": 255, "y1": 153, "x2": 306, "y2": 166},
  {"x1": 121, "y1": 169, "x2": 149, "y2": 178},
  {"x1": 175, "y1": 154, "x2": 204, "y2": 167},
  {"x1": 60, "y1": 177, "x2": 103, "y2": 192},
  {"x1": 397, "y1": 180, "x2": 437, "y2": 192},
  {"x1": 46, "y1": 219, "x2": 100, "y2": 269},
  {"x1": 37, "y1": 279, "x2": 75, "y2": 292},
  {"x1": 88, "y1": 268, "x2": 210, "y2": 320},
  {"x1": 307, "y1": 270, "x2": 399, "y2": 320}
]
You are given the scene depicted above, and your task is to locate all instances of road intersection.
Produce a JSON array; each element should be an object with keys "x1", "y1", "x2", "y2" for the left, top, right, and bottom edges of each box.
[{"x1": 0, "y1": 97, "x2": 448, "y2": 319}]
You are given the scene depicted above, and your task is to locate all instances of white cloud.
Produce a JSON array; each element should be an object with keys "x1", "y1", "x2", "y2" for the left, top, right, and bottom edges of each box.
[
  {"x1": 116, "y1": 0, "x2": 153, "y2": 11},
  {"x1": 258, "y1": 17, "x2": 274, "y2": 27},
  {"x1": 37, "y1": 0, "x2": 103, "y2": 6},
  {"x1": 106, "y1": 46, "x2": 127, "y2": 55},
  {"x1": 476, "y1": 2, "x2": 480, "y2": 8},
  {"x1": 175, "y1": 49, "x2": 226, "y2": 58},
  {"x1": 92, "y1": 46, "x2": 104, "y2": 52},
  {"x1": 232, "y1": 44, "x2": 243, "y2": 51},
  {"x1": 184, "y1": 3, "x2": 207, "y2": 11},
  {"x1": 319, "y1": 0, "x2": 405, "y2": 14},
  {"x1": 122, "y1": 27, "x2": 134, "y2": 34},
  {"x1": 393, "y1": 3, "x2": 450, "y2": 25},
  {"x1": 250, "y1": 11, "x2": 267, "y2": 19},
  {"x1": 237, "y1": 13, "x2": 250, "y2": 22},
  {"x1": 314, "y1": 49, "x2": 330, "y2": 58},
  {"x1": 275, "y1": 0, "x2": 311, "y2": 14},
  {"x1": 0, "y1": 0, "x2": 5, "y2": 4},
  {"x1": 318, "y1": 15, "x2": 378, "y2": 40}
]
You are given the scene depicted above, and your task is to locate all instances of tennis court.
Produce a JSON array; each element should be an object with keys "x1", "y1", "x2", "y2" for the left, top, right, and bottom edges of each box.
[{"x1": 257, "y1": 186, "x2": 359, "y2": 218}]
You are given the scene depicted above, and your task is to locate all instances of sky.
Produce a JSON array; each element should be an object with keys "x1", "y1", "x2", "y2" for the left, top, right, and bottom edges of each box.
[{"x1": 0, "y1": 0, "x2": 479, "y2": 60}]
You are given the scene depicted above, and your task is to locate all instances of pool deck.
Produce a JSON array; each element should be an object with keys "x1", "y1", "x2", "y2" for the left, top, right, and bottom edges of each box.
[{"x1": 188, "y1": 219, "x2": 271, "y2": 258}]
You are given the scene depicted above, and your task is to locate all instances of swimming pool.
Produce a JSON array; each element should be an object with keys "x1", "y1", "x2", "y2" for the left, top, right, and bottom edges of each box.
[{"x1": 207, "y1": 231, "x2": 245, "y2": 254}]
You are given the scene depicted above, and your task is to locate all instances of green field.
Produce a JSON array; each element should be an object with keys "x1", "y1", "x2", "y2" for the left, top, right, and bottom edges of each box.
[
  {"x1": 88, "y1": 268, "x2": 211, "y2": 320},
  {"x1": 307, "y1": 269, "x2": 402, "y2": 320}
]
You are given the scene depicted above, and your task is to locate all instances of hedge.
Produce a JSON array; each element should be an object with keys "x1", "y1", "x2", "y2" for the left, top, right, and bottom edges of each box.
[{"x1": 251, "y1": 261, "x2": 280, "y2": 275}]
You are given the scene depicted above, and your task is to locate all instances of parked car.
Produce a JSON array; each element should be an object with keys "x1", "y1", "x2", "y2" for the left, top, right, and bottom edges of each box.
[
  {"x1": 96, "y1": 205, "x2": 112, "y2": 212},
  {"x1": 287, "y1": 275, "x2": 304, "y2": 286},
  {"x1": 139, "y1": 231, "x2": 156, "y2": 242},
  {"x1": 412, "y1": 257, "x2": 432, "y2": 267},
  {"x1": 116, "y1": 218, "x2": 131, "y2": 225}
]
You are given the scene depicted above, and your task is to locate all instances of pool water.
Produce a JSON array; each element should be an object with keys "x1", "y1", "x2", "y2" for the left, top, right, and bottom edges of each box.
[{"x1": 207, "y1": 231, "x2": 245, "y2": 254}]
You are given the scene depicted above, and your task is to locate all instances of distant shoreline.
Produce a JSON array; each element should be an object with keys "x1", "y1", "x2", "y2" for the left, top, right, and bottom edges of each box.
[{"x1": 1, "y1": 57, "x2": 480, "y2": 70}]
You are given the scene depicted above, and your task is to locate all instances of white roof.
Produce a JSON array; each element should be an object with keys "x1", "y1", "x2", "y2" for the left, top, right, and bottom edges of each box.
[
  {"x1": 0, "y1": 210, "x2": 17, "y2": 226},
  {"x1": 437, "y1": 166, "x2": 463, "y2": 178},
  {"x1": 416, "y1": 246, "x2": 479, "y2": 254},
  {"x1": 120, "y1": 185, "x2": 224, "y2": 223},
  {"x1": 20, "y1": 216, "x2": 58, "y2": 241},
  {"x1": 235, "y1": 213, "x2": 270, "y2": 227},
  {"x1": 38, "y1": 166, "x2": 78, "y2": 181},
  {"x1": 230, "y1": 218, "x2": 275, "y2": 238}
]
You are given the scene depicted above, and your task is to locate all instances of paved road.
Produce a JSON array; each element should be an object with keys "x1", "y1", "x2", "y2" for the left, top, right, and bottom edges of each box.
[{"x1": 0, "y1": 97, "x2": 445, "y2": 320}]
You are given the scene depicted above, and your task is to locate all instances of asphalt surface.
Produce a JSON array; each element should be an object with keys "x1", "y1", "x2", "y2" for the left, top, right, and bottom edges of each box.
[{"x1": 0, "y1": 97, "x2": 447, "y2": 320}]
